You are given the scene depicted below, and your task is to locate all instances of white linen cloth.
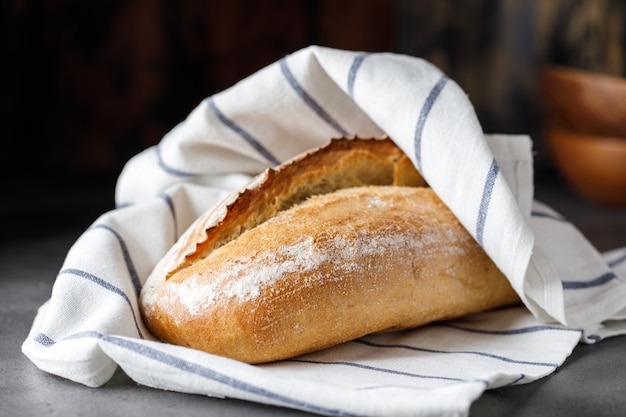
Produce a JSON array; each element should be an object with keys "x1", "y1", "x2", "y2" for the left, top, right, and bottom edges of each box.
[{"x1": 22, "y1": 46, "x2": 626, "y2": 417}]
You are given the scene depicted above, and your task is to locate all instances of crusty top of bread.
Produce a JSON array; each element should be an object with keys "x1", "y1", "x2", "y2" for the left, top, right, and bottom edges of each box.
[{"x1": 162, "y1": 137, "x2": 426, "y2": 280}]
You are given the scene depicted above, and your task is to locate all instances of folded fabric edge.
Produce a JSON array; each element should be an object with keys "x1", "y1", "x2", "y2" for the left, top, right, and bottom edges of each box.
[
  {"x1": 310, "y1": 46, "x2": 543, "y2": 324},
  {"x1": 21, "y1": 301, "x2": 119, "y2": 388},
  {"x1": 98, "y1": 335, "x2": 487, "y2": 417}
]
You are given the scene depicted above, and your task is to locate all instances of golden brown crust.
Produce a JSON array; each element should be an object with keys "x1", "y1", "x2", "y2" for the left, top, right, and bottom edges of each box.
[
  {"x1": 162, "y1": 137, "x2": 426, "y2": 280},
  {"x1": 140, "y1": 138, "x2": 519, "y2": 364}
]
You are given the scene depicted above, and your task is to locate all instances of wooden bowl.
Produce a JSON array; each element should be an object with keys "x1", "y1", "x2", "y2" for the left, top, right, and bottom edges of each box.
[
  {"x1": 545, "y1": 124, "x2": 626, "y2": 207},
  {"x1": 541, "y1": 65, "x2": 626, "y2": 137}
]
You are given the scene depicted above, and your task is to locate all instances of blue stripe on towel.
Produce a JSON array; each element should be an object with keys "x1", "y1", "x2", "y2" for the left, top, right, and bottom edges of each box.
[
  {"x1": 34, "y1": 332, "x2": 56, "y2": 347},
  {"x1": 562, "y1": 272, "x2": 617, "y2": 289},
  {"x1": 158, "y1": 192, "x2": 178, "y2": 242},
  {"x1": 279, "y1": 58, "x2": 350, "y2": 136},
  {"x1": 155, "y1": 145, "x2": 199, "y2": 178},
  {"x1": 347, "y1": 53, "x2": 369, "y2": 98},
  {"x1": 58, "y1": 268, "x2": 144, "y2": 338},
  {"x1": 88, "y1": 224, "x2": 142, "y2": 296},
  {"x1": 109, "y1": 337, "x2": 354, "y2": 416},
  {"x1": 607, "y1": 250, "x2": 626, "y2": 269},
  {"x1": 355, "y1": 339, "x2": 559, "y2": 368},
  {"x1": 476, "y1": 159, "x2": 499, "y2": 247},
  {"x1": 413, "y1": 75, "x2": 448, "y2": 172},
  {"x1": 34, "y1": 331, "x2": 357, "y2": 417},
  {"x1": 286, "y1": 358, "x2": 478, "y2": 384},
  {"x1": 206, "y1": 96, "x2": 280, "y2": 166},
  {"x1": 530, "y1": 210, "x2": 567, "y2": 222},
  {"x1": 438, "y1": 322, "x2": 582, "y2": 336},
  {"x1": 503, "y1": 374, "x2": 526, "y2": 386}
]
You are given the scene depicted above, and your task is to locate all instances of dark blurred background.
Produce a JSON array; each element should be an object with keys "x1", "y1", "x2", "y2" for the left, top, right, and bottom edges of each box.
[{"x1": 2, "y1": 0, "x2": 625, "y2": 238}]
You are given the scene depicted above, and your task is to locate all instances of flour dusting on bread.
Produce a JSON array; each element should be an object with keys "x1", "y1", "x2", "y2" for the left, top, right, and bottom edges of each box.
[{"x1": 140, "y1": 138, "x2": 519, "y2": 364}]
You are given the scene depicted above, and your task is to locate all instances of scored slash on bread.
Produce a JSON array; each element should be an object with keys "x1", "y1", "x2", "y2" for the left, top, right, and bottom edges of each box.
[
  {"x1": 140, "y1": 136, "x2": 520, "y2": 364},
  {"x1": 164, "y1": 136, "x2": 426, "y2": 281}
]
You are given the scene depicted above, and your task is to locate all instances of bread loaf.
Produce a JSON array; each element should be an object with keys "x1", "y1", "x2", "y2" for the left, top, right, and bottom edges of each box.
[{"x1": 140, "y1": 137, "x2": 520, "y2": 363}]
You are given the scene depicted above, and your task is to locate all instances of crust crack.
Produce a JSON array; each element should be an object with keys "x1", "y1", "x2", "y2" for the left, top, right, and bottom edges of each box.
[{"x1": 166, "y1": 137, "x2": 426, "y2": 280}]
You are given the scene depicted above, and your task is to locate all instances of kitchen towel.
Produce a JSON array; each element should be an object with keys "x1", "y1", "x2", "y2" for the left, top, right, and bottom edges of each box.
[{"x1": 23, "y1": 46, "x2": 626, "y2": 417}]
